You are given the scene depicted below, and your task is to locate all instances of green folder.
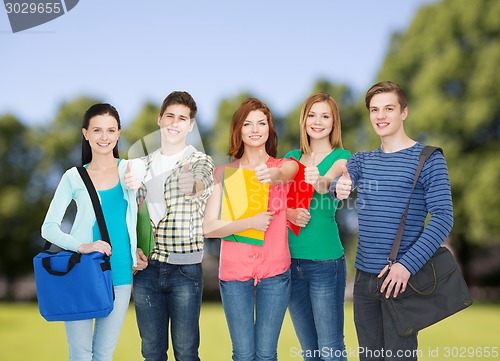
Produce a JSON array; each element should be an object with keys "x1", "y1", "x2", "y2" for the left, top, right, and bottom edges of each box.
[{"x1": 137, "y1": 201, "x2": 155, "y2": 256}]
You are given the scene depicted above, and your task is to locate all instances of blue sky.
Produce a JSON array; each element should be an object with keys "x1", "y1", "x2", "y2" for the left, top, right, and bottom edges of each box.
[{"x1": 0, "y1": 0, "x2": 437, "y2": 129}]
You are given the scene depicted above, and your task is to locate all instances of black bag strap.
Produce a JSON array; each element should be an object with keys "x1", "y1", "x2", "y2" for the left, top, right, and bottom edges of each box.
[
  {"x1": 388, "y1": 146, "x2": 442, "y2": 264},
  {"x1": 76, "y1": 166, "x2": 112, "y2": 247},
  {"x1": 42, "y1": 252, "x2": 82, "y2": 275}
]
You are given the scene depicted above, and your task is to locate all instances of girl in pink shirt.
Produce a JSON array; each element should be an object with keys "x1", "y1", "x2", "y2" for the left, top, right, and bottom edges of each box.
[{"x1": 204, "y1": 98, "x2": 298, "y2": 361}]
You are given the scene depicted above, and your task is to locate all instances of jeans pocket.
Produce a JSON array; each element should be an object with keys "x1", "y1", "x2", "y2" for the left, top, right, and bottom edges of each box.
[
  {"x1": 275, "y1": 268, "x2": 291, "y2": 285},
  {"x1": 354, "y1": 269, "x2": 362, "y2": 284},
  {"x1": 178, "y1": 263, "x2": 202, "y2": 282}
]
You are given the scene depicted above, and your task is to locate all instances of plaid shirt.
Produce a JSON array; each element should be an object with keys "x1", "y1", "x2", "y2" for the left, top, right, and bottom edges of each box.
[{"x1": 138, "y1": 147, "x2": 214, "y2": 263}]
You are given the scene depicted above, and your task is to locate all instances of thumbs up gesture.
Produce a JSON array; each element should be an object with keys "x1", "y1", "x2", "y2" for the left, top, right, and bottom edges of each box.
[
  {"x1": 124, "y1": 161, "x2": 142, "y2": 190},
  {"x1": 304, "y1": 152, "x2": 319, "y2": 186},
  {"x1": 335, "y1": 165, "x2": 352, "y2": 200},
  {"x1": 255, "y1": 150, "x2": 272, "y2": 184},
  {"x1": 178, "y1": 163, "x2": 197, "y2": 196}
]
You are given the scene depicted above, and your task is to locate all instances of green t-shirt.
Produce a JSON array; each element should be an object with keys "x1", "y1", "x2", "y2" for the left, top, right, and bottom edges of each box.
[{"x1": 284, "y1": 148, "x2": 351, "y2": 260}]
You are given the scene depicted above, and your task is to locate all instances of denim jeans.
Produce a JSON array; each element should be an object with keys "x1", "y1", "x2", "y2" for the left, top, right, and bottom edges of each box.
[
  {"x1": 288, "y1": 257, "x2": 347, "y2": 361},
  {"x1": 219, "y1": 268, "x2": 291, "y2": 361},
  {"x1": 133, "y1": 261, "x2": 203, "y2": 361},
  {"x1": 65, "y1": 284, "x2": 131, "y2": 361},
  {"x1": 353, "y1": 269, "x2": 418, "y2": 361}
]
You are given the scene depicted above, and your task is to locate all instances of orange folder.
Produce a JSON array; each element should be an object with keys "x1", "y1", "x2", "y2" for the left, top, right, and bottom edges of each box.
[
  {"x1": 286, "y1": 157, "x2": 315, "y2": 236},
  {"x1": 221, "y1": 166, "x2": 270, "y2": 246}
]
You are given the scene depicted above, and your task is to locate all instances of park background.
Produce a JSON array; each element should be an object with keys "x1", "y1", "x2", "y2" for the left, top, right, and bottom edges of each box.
[{"x1": 1, "y1": 0, "x2": 499, "y2": 360}]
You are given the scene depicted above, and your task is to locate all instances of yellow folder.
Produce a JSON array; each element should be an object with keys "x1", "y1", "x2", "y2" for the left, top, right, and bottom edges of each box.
[{"x1": 221, "y1": 166, "x2": 270, "y2": 246}]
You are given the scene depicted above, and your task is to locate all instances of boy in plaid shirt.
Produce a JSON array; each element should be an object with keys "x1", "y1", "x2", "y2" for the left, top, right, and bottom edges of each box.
[{"x1": 133, "y1": 91, "x2": 214, "y2": 361}]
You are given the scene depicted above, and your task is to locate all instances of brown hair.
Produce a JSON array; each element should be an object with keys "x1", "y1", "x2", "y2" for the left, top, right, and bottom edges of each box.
[
  {"x1": 299, "y1": 93, "x2": 343, "y2": 154},
  {"x1": 365, "y1": 81, "x2": 407, "y2": 111},
  {"x1": 228, "y1": 98, "x2": 278, "y2": 159},
  {"x1": 159, "y1": 91, "x2": 197, "y2": 120}
]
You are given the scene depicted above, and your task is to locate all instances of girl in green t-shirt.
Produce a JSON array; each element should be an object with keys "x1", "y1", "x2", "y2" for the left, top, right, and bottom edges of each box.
[{"x1": 285, "y1": 93, "x2": 350, "y2": 361}]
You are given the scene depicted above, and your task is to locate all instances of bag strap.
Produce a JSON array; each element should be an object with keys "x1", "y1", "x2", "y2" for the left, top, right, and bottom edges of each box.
[
  {"x1": 387, "y1": 146, "x2": 442, "y2": 265},
  {"x1": 76, "y1": 166, "x2": 112, "y2": 247}
]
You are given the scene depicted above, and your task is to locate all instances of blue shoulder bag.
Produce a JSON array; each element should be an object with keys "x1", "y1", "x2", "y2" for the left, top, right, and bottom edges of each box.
[{"x1": 33, "y1": 167, "x2": 114, "y2": 321}]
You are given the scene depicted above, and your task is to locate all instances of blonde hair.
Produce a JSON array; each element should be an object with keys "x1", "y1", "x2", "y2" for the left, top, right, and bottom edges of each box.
[{"x1": 299, "y1": 93, "x2": 343, "y2": 154}]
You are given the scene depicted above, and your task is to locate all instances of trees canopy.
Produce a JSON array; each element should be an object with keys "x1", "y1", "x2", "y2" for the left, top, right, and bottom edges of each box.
[
  {"x1": 1, "y1": 0, "x2": 499, "y2": 299},
  {"x1": 376, "y1": 0, "x2": 500, "y2": 247},
  {"x1": 0, "y1": 115, "x2": 45, "y2": 298}
]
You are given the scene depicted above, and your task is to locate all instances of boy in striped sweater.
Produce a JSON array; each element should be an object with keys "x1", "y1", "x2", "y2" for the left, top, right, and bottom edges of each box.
[{"x1": 331, "y1": 81, "x2": 453, "y2": 361}]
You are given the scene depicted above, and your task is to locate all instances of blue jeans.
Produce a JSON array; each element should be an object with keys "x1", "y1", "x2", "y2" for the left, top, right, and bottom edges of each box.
[
  {"x1": 65, "y1": 284, "x2": 132, "y2": 361},
  {"x1": 353, "y1": 269, "x2": 418, "y2": 361},
  {"x1": 219, "y1": 268, "x2": 291, "y2": 361},
  {"x1": 288, "y1": 257, "x2": 347, "y2": 361},
  {"x1": 133, "y1": 261, "x2": 203, "y2": 361}
]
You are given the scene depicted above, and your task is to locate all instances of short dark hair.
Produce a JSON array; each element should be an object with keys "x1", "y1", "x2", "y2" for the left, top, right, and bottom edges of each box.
[
  {"x1": 365, "y1": 81, "x2": 407, "y2": 110},
  {"x1": 159, "y1": 91, "x2": 197, "y2": 120}
]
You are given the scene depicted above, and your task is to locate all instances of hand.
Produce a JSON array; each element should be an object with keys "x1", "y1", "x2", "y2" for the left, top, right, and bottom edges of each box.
[
  {"x1": 124, "y1": 162, "x2": 141, "y2": 190},
  {"x1": 287, "y1": 208, "x2": 311, "y2": 228},
  {"x1": 377, "y1": 263, "x2": 411, "y2": 298},
  {"x1": 178, "y1": 164, "x2": 196, "y2": 195},
  {"x1": 304, "y1": 152, "x2": 319, "y2": 186},
  {"x1": 248, "y1": 211, "x2": 275, "y2": 231},
  {"x1": 77, "y1": 240, "x2": 111, "y2": 256},
  {"x1": 133, "y1": 248, "x2": 149, "y2": 271},
  {"x1": 335, "y1": 165, "x2": 352, "y2": 200},
  {"x1": 255, "y1": 150, "x2": 272, "y2": 184}
]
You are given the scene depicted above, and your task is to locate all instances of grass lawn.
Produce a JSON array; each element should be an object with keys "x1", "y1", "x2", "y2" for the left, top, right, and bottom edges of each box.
[{"x1": 1, "y1": 301, "x2": 499, "y2": 360}]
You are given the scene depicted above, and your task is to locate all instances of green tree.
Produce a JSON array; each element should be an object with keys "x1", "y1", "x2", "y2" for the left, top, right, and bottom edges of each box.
[
  {"x1": 0, "y1": 115, "x2": 45, "y2": 299},
  {"x1": 375, "y1": 0, "x2": 500, "y2": 277}
]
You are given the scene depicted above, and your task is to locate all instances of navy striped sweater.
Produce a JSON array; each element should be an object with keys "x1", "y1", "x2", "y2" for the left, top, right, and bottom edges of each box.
[{"x1": 330, "y1": 142, "x2": 453, "y2": 275}]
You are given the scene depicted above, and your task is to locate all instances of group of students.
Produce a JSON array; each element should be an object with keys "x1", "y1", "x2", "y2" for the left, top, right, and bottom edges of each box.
[{"x1": 41, "y1": 81, "x2": 453, "y2": 361}]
